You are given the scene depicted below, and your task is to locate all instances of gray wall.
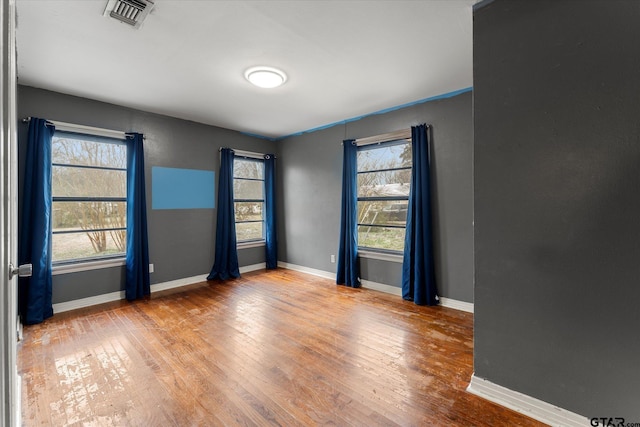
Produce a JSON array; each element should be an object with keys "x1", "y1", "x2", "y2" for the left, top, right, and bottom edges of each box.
[
  {"x1": 474, "y1": 0, "x2": 640, "y2": 419},
  {"x1": 278, "y1": 91, "x2": 474, "y2": 302},
  {"x1": 18, "y1": 86, "x2": 274, "y2": 304}
]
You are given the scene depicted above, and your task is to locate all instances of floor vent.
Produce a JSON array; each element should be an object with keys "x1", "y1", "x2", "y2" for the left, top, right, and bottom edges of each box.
[{"x1": 104, "y1": 0, "x2": 154, "y2": 29}]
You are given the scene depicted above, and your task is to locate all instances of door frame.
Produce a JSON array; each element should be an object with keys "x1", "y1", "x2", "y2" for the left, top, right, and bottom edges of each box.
[{"x1": 1, "y1": 0, "x2": 19, "y2": 425}]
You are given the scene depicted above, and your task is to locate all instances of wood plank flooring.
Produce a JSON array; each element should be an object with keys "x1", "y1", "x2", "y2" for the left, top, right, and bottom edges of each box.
[{"x1": 18, "y1": 269, "x2": 544, "y2": 426}]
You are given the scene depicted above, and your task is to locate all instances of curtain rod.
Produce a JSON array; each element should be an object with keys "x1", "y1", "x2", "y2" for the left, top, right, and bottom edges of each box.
[
  {"x1": 21, "y1": 117, "x2": 141, "y2": 140},
  {"x1": 219, "y1": 147, "x2": 277, "y2": 159},
  {"x1": 354, "y1": 127, "x2": 424, "y2": 147}
]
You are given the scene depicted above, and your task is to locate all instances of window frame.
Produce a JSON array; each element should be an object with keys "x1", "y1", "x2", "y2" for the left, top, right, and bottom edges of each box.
[
  {"x1": 233, "y1": 155, "x2": 266, "y2": 247},
  {"x1": 356, "y1": 136, "x2": 412, "y2": 255},
  {"x1": 50, "y1": 129, "x2": 128, "y2": 268}
]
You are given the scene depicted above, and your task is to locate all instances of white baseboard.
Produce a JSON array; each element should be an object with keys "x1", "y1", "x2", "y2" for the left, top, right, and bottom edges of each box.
[
  {"x1": 277, "y1": 261, "x2": 335, "y2": 280},
  {"x1": 53, "y1": 273, "x2": 210, "y2": 313},
  {"x1": 239, "y1": 263, "x2": 266, "y2": 273},
  {"x1": 466, "y1": 375, "x2": 588, "y2": 426},
  {"x1": 150, "y1": 274, "x2": 208, "y2": 293},
  {"x1": 362, "y1": 279, "x2": 474, "y2": 313},
  {"x1": 361, "y1": 279, "x2": 402, "y2": 296},
  {"x1": 52, "y1": 264, "x2": 269, "y2": 314},
  {"x1": 53, "y1": 289, "x2": 126, "y2": 314},
  {"x1": 52, "y1": 262, "x2": 473, "y2": 315},
  {"x1": 279, "y1": 265, "x2": 474, "y2": 313},
  {"x1": 440, "y1": 297, "x2": 474, "y2": 313}
]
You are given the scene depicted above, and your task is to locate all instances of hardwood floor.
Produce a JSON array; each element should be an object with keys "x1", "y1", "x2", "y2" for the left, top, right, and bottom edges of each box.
[{"x1": 18, "y1": 269, "x2": 544, "y2": 426}]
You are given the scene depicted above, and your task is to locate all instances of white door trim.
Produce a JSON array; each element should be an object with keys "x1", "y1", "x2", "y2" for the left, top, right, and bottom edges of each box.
[{"x1": 1, "y1": 0, "x2": 19, "y2": 425}]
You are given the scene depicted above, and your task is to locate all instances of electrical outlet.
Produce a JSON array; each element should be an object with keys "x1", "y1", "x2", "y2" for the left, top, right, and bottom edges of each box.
[
  {"x1": 149, "y1": 263, "x2": 154, "y2": 273},
  {"x1": 330, "y1": 254, "x2": 336, "y2": 263}
]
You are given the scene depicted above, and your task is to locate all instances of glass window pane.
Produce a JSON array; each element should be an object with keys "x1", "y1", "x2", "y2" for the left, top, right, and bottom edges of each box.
[
  {"x1": 52, "y1": 231, "x2": 126, "y2": 262},
  {"x1": 52, "y1": 166, "x2": 126, "y2": 198},
  {"x1": 233, "y1": 179, "x2": 264, "y2": 200},
  {"x1": 234, "y1": 159, "x2": 264, "y2": 179},
  {"x1": 357, "y1": 226, "x2": 406, "y2": 252},
  {"x1": 234, "y1": 202, "x2": 263, "y2": 222},
  {"x1": 357, "y1": 142, "x2": 411, "y2": 172},
  {"x1": 236, "y1": 222, "x2": 263, "y2": 241},
  {"x1": 52, "y1": 201, "x2": 127, "y2": 232},
  {"x1": 357, "y1": 170, "x2": 411, "y2": 197},
  {"x1": 358, "y1": 200, "x2": 408, "y2": 226},
  {"x1": 51, "y1": 131, "x2": 128, "y2": 263},
  {"x1": 52, "y1": 135, "x2": 126, "y2": 168}
]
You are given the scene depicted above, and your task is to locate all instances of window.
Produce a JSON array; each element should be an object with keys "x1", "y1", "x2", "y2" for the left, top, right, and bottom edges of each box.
[
  {"x1": 51, "y1": 131, "x2": 127, "y2": 263},
  {"x1": 233, "y1": 157, "x2": 265, "y2": 243},
  {"x1": 357, "y1": 139, "x2": 412, "y2": 252}
]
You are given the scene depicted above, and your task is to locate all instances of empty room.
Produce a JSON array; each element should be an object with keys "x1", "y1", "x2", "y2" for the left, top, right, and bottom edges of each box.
[{"x1": 1, "y1": 0, "x2": 638, "y2": 426}]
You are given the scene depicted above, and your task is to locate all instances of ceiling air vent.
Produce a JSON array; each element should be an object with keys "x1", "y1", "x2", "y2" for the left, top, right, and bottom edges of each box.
[{"x1": 104, "y1": 0, "x2": 155, "y2": 29}]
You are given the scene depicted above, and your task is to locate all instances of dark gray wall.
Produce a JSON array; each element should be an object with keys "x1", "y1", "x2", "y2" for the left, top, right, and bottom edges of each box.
[
  {"x1": 360, "y1": 258, "x2": 403, "y2": 287},
  {"x1": 474, "y1": 0, "x2": 640, "y2": 419},
  {"x1": 18, "y1": 86, "x2": 274, "y2": 304},
  {"x1": 278, "y1": 91, "x2": 474, "y2": 302}
]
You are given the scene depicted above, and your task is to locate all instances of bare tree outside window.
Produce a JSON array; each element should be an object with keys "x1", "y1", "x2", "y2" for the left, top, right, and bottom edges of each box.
[
  {"x1": 357, "y1": 141, "x2": 412, "y2": 251},
  {"x1": 233, "y1": 157, "x2": 264, "y2": 241},
  {"x1": 51, "y1": 134, "x2": 127, "y2": 262}
]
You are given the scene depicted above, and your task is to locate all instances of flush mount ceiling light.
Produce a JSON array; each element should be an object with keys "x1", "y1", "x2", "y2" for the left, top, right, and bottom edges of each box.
[{"x1": 244, "y1": 66, "x2": 287, "y2": 89}]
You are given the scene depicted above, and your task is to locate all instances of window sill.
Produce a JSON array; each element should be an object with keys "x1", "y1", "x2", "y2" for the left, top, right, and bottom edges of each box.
[
  {"x1": 52, "y1": 257, "x2": 126, "y2": 275},
  {"x1": 237, "y1": 240, "x2": 266, "y2": 250},
  {"x1": 358, "y1": 250, "x2": 403, "y2": 263}
]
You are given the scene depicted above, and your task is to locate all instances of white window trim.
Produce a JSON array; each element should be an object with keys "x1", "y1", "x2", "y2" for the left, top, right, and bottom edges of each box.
[
  {"x1": 233, "y1": 154, "x2": 266, "y2": 245},
  {"x1": 233, "y1": 148, "x2": 264, "y2": 160},
  {"x1": 49, "y1": 119, "x2": 128, "y2": 140},
  {"x1": 356, "y1": 134, "x2": 411, "y2": 255},
  {"x1": 51, "y1": 129, "x2": 128, "y2": 266},
  {"x1": 355, "y1": 128, "x2": 411, "y2": 147},
  {"x1": 52, "y1": 257, "x2": 126, "y2": 275},
  {"x1": 358, "y1": 249, "x2": 403, "y2": 263},
  {"x1": 237, "y1": 240, "x2": 265, "y2": 249}
]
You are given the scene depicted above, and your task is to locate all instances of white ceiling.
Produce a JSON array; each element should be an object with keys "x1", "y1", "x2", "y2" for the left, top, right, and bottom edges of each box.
[{"x1": 16, "y1": 0, "x2": 477, "y2": 139}]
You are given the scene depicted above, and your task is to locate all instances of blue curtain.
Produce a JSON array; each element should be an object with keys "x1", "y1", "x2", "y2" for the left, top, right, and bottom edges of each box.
[
  {"x1": 402, "y1": 124, "x2": 438, "y2": 305},
  {"x1": 336, "y1": 139, "x2": 360, "y2": 288},
  {"x1": 264, "y1": 154, "x2": 278, "y2": 269},
  {"x1": 125, "y1": 133, "x2": 151, "y2": 301},
  {"x1": 208, "y1": 148, "x2": 240, "y2": 280},
  {"x1": 19, "y1": 118, "x2": 55, "y2": 324}
]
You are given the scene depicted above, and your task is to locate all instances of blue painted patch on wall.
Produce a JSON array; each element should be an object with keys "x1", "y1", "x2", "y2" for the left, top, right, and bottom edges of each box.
[{"x1": 152, "y1": 167, "x2": 215, "y2": 210}]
